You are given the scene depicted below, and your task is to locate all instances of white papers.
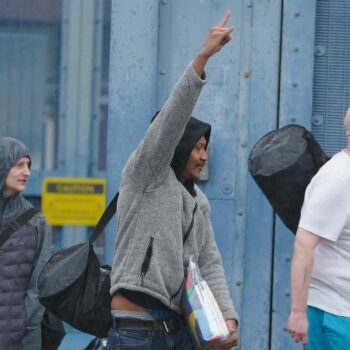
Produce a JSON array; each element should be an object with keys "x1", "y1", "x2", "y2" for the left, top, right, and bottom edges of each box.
[{"x1": 189, "y1": 257, "x2": 229, "y2": 341}]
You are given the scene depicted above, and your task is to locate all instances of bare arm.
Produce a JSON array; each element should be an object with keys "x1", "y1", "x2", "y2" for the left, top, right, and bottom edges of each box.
[
  {"x1": 287, "y1": 227, "x2": 321, "y2": 345},
  {"x1": 192, "y1": 11, "x2": 234, "y2": 77}
]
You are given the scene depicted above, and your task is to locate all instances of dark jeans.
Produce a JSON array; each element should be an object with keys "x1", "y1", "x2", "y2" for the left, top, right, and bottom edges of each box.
[{"x1": 106, "y1": 325, "x2": 197, "y2": 350}]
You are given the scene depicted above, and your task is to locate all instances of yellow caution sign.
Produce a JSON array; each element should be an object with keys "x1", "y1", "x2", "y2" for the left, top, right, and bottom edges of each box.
[{"x1": 42, "y1": 178, "x2": 106, "y2": 226}]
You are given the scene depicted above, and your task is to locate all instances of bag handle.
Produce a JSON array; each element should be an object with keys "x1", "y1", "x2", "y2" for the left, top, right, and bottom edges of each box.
[
  {"x1": 0, "y1": 207, "x2": 38, "y2": 249},
  {"x1": 89, "y1": 192, "x2": 119, "y2": 244}
]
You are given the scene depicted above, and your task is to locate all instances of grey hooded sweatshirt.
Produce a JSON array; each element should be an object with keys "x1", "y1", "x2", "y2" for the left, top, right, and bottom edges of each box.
[
  {"x1": 110, "y1": 62, "x2": 238, "y2": 322},
  {"x1": 0, "y1": 137, "x2": 51, "y2": 350}
]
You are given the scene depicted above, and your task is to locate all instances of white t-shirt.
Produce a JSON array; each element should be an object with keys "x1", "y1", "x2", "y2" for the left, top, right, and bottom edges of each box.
[{"x1": 299, "y1": 150, "x2": 350, "y2": 316}]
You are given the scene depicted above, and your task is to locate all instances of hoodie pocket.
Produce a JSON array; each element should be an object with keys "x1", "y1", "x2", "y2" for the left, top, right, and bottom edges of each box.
[{"x1": 139, "y1": 237, "x2": 154, "y2": 286}]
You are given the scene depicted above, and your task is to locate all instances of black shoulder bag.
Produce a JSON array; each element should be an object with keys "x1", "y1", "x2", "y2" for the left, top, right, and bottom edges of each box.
[{"x1": 38, "y1": 192, "x2": 119, "y2": 338}]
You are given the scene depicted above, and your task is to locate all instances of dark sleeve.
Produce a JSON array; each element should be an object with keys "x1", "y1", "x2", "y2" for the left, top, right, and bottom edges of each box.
[{"x1": 22, "y1": 213, "x2": 52, "y2": 350}]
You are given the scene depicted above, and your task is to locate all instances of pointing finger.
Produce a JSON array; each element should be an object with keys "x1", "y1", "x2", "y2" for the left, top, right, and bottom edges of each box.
[{"x1": 217, "y1": 11, "x2": 231, "y2": 27}]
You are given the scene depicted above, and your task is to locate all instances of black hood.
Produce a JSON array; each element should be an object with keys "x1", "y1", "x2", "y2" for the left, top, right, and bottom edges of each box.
[{"x1": 171, "y1": 117, "x2": 211, "y2": 196}]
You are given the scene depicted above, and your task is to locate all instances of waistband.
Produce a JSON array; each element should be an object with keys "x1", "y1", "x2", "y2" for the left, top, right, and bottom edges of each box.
[{"x1": 111, "y1": 316, "x2": 183, "y2": 333}]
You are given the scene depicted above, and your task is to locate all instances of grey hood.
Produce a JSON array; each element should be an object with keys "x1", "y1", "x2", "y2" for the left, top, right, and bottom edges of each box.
[
  {"x1": 0, "y1": 137, "x2": 31, "y2": 197},
  {"x1": 0, "y1": 137, "x2": 32, "y2": 224}
]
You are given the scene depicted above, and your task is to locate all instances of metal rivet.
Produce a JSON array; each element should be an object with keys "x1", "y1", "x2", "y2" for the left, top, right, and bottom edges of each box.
[
  {"x1": 315, "y1": 45, "x2": 326, "y2": 57},
  {"x1": 222, "y1": 183, "x2": 233, "y2": 195},
  {"x1": 294, "y1": 47, "x2": 299, "y2": 52},
  {"x1": 294, "y1": 11, "x2": 300, "y2": 17},
  {"x1": 243, "y1": 71, "x2": 250, "y2": 78},
  {"x1": 238, "y1": 210, "x2": 244, "y2": 216},
  {"x1": 247, "y1": 2, "x2": 253, "y2": 8},
  {"x1": 312, "y1": 114, "x2": 324, "y2": 126},
  {"x1": 160, "y1": 70, "x2": 166, "y2": 75},
  {"x1": 292, "y1": 82, "x2": 298, "y2": 87},
  {"x1": 236, "y1": 281, "x2": 242, "y2": 287}
]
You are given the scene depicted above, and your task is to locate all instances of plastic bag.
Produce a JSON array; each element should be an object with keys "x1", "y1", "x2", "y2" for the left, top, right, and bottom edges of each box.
[{"x1": 181, "y1": 256, "x2": 229, "y2": 348}]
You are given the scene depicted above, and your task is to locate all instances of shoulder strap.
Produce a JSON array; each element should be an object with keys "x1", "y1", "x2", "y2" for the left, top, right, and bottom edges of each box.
[
  {"x1": 89, "y1": 192, "x2": 119, "y2": 244},
  {"x1": 0, "y1": 207, "x2": 39, "y2": 249},
  {"x1": 183, "y1": 202, "x2": 198, "y2": 245}
]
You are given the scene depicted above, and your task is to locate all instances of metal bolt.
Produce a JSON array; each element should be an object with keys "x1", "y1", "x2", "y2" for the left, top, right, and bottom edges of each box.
[
  {"x1": 284, "y1": 289, "x2": 290, "y2": 297},
  {"x1": 238, "y1": 210, "x2": 244, "y2": 216},
  {"x1": 292, "y1": 82, "x2": 298, "y2": 87},
  {"x1": 294, "y1": 11, "x2": 300, "y2": 17},
  {"x1": 243, "y1": 71, "x2": 250, "y2": 78},
  {"x1": 236, "y1": 281, "x2": 242, "y2": 287},
  {"x1": 161, "y1": 0, "x2": 167, "y2": 4},
  {"x1": 247, "y1": 2, "x2": 253, "y2": 8},
  {"x1": 315, "y1": 45, "x2": 326, "y2": 57},
  {"x1": 222, "y1": 183, "x2": 233, "y2": 195},
  {"x1": 294, "y1": 47, "x2": 299, "y2": 52},
  {"x1": 312, "y1": 114, "x2": 324, "y2": 126},
  {"x1": 160, "y1": 70, "x2": 166, "y2": 75}
]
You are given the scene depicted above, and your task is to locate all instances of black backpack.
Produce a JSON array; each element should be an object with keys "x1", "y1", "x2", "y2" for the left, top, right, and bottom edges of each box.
[{"x1": 248, "y1": 124, "x2": 329, "y2": 234}]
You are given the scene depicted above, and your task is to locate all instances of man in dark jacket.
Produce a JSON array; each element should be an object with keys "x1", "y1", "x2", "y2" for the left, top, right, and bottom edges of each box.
[
  {"x1": 0, "y1": 137, "x2": 52, "y2": 349},
  {"x1": 108, "y1": 11, "x2": 238, "y2": 350}
]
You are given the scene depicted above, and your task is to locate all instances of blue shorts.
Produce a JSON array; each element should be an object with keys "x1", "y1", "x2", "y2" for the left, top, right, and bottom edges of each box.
[{"x1": 307, "y1": 306, "x2": 350, "y2": 350}]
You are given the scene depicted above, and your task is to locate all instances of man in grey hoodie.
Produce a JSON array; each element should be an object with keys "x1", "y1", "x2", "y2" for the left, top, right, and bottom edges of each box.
[
  {"x1": 0, "y1": 137, "x2": 52, "y2": 350},
  {"x1": 108, "y1": 11, "x2": 239, "y2": 350}
]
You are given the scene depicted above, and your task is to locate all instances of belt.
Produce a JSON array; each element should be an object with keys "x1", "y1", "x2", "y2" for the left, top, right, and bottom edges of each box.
[{"x1": 111, "y1": 317, "x2": 183, "y2": 333}]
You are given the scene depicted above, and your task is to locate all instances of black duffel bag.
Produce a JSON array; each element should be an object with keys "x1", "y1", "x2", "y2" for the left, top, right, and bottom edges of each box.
[
  {"x1": 248, "y1": 124, "x2": 329, "y2": 234},
  {"x1": 38, "y1": 193, "x2": 119, "y2": 338}
]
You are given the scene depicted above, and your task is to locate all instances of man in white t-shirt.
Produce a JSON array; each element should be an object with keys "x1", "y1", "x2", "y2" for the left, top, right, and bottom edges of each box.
[{"x1": 287, "y1": 107, "x2": 350, "y2": 349}]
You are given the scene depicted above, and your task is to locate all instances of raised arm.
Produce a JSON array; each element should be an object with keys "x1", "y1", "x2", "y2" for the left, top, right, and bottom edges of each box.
[{"x1": 125, "y1": 11, "x2": 234, "y2": 188}]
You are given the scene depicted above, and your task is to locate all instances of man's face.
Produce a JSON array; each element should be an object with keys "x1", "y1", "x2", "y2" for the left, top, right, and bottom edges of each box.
[
  {"x1": 4, "y1": 157, "x2": 31, "y2": 197},
  {"x1": 181, "y1": 136, "x2": 208, "y2": 182}
]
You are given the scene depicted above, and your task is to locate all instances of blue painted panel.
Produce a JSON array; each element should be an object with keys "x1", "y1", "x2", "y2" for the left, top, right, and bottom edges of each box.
[
  {"x1": 208, "y1": 198, "x2": 237, "y2": 296},
  {"x1": 105, "y1": 0, "x2": 160, "y2": 263},
  {"x1": 279, "y1": 1, "x2": 316, "y2": 129},
  {"x1": 273, "y1": 1, "x2": 317, "y2": 349},
  {"x1": 241, "y1": 0, "x2": 282, "y2": 348}
]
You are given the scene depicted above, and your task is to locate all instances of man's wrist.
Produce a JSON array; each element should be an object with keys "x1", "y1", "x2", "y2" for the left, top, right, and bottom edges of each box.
[
  {"x1": 291, "y1": 307, "x2": 307, "y2": 315},
  {"x1": 192, "y1": 52, "x2": 210, "y2": 77}
]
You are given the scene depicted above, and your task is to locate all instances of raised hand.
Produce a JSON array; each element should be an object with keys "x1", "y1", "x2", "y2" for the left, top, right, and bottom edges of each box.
[
  {"x1": 200, "y1": 11, "x2": 234, "y2": 57},
  {"x1": 193, "y1": 11, "x2": 234, "y2": 76}
]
